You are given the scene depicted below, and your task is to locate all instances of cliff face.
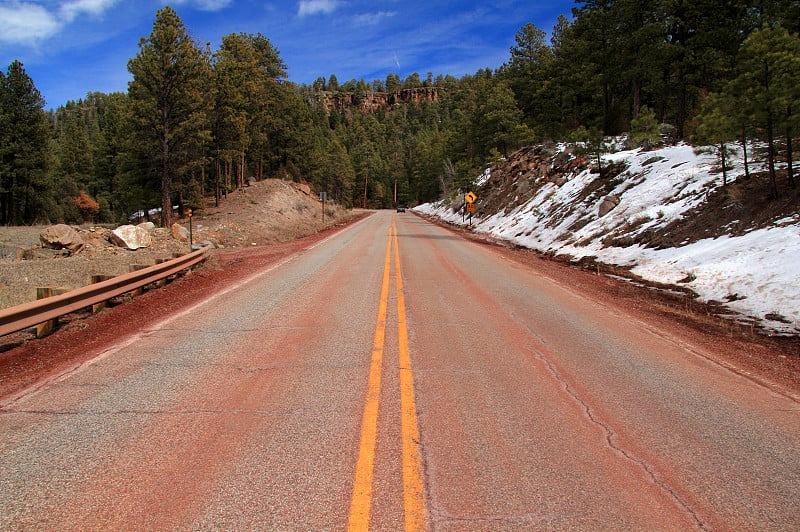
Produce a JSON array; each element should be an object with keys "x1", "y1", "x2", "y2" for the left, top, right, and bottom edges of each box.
[{"x1": 316, "y1": 86, "x2": 442, "y2": 113}]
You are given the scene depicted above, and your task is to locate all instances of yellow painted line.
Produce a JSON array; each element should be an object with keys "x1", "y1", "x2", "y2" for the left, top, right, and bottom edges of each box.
[
  {"x1": 394, "y1": 223, "x2": 427, "y2": 531},
  {"x1": 348, "y1": 226, "x2": 393, "y2": 531}
]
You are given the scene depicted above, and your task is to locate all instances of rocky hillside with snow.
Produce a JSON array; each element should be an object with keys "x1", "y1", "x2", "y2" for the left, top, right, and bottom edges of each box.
[{"x1": 416, "y1": 142, "x2": 800, "y2": 336}]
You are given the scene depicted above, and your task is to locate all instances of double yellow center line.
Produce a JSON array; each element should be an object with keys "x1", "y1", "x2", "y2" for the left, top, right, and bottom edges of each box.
[{"x1": 348, "y1": 220, "x2": 426, "y2": 531}]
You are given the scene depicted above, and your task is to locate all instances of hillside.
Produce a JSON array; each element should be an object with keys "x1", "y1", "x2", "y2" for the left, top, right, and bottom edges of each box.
[
  {"x1": 417, "y1": 142, "x2": 800, "y2": 336},
  {"x1": 0, "y1": 179, "x2": 353, "y2": 310}
]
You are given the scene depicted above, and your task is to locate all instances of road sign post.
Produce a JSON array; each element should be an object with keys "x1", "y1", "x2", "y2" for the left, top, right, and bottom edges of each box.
[{"x1": 464, "y1": 191, "x2": 477, "y2": 227}]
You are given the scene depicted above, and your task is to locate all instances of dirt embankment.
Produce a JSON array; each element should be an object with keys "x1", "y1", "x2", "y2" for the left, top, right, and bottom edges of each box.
[{"x1": 0, "y1": 179, "x2": 355, "y2": 310}]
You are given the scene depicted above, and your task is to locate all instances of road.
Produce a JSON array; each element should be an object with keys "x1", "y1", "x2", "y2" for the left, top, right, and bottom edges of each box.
[{"x1": 1, "y1": 211, "x2": 798, "y2": 530}]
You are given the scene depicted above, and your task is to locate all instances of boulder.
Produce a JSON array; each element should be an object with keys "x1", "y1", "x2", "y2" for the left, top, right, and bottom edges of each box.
[
  {"x1": 0, "y1": 244, "x2": 25, "y2": 260},
  {"x1": 171, "y1": 223, "x2": 190, "y2": 243},
  {"x1": 598, "y1": 195, "x2": 621, "y2": 217},
  {"x1": 552, "y1": 150, "x2": 572, "y2": 168},
  {"x1": 39, "y1": 224, "x2": 84, "y2": 254},
  {"x1": 137, "y1": 221, "x2": 156, "y2": 231},
  {"x1": 110, "y1": 225, "x2": 152, "y2": 250},
  {"x1": 292, "y1": 182, "x2": 311, "y2": 195}
]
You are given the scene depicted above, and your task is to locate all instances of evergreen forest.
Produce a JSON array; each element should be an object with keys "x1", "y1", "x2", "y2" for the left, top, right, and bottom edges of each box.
[{"x1": 1, "y1": 1, "x2": 799, "y2": 227}]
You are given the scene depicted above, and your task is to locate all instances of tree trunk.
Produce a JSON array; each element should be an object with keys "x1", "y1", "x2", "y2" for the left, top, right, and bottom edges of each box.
[
  {"x1": 596, "y1": 151, "x2": 603, "y2": 179},
  {"x1": 767, "y1": 111, "x2": 778, "y2": 198},
  {"x1": 225, "y1": 159, "x2": 231, "y2": 198},
  {"x1": 786, "y1": 114, "x2": 795, "y2": 188},
  {"x1": 676, "y1": 72, "x2": 687, "y2": 140},
  {"x1": 160, "y1": 118, "x2": 171, "y2": 228},
  {"x1": 601, "y1": 80, "x2": 611, "y2": 134},
  {"x1": 740, "y1": 129, "x2": 750, "y2": 180},
  {"x1": 720, "y1": 142, "x2": 727, "y2": 186},
  {"x1": 241, "y1": 152, "x2": 246, "y2": 189},
  {"x1": 214, "y1": 158, "x2": 220, "y2": 207},
  {"x1": 0, "y1": 192, "x2": 8, "y2": 225}
]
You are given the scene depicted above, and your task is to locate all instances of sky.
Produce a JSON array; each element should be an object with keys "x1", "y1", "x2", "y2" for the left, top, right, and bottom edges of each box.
[{"x1": 0, "y1": 0, "x2": 575, "y2": 109}]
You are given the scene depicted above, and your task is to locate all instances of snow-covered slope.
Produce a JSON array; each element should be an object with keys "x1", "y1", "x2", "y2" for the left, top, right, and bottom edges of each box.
[{"x1": 416, "y1": 143, "x2": 800, "y2": 335}]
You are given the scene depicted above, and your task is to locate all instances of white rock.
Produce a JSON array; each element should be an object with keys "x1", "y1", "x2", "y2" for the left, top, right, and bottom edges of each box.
[{"x1": 110, "y1": 225, "x2": 152, "y2": 250}]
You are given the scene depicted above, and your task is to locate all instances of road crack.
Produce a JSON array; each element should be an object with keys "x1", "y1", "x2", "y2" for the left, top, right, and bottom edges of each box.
[{"x1": 526, "y1": 344, "x2": 708, "y2": 530}]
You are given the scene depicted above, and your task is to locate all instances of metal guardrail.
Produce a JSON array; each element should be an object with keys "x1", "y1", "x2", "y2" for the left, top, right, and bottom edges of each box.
[{"x1": 0, "y1": 247, "x2": 208, "y2": 338}]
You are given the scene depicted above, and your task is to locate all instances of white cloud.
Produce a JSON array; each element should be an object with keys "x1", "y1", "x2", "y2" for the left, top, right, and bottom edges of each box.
[
  {"x1": 0, "y1": 0, "x2": 120, "y2": 45},
  {"x1": 170, "y1": 0, "x2": 233, "y2": 11},
  {"x1": 298, "y1": 0, "x2": 338, "y2": 17},
  {"x1": 353, "y1": 11, "x2": 395, "y2": 26},
  {"x1": 60, "y1": 0, "x2": 118, "y2": 22},
  {"x1": 195, "y1": 0, "x2": 233, "y2": 10},
  {"x1": 0, "y1": 2, "x2": 61, "y2": 44}
]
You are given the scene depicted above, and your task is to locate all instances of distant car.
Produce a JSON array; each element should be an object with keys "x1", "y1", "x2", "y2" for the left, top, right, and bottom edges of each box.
[{"x1": 396, "y1": 206, "x2": 406, "y2": 213}]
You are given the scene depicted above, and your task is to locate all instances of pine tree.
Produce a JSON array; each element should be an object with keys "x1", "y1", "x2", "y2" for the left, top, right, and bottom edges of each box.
[
  {"x1": 569, "y1": 126, "x2": 610, "y2": 178},
  {"x1": 214, "y1": 33, "x2": 259, "y2": 192},
  {"x1": 630, "y1": 105, "x2": 660, "y2": 150},
  {"x1": 127, "y1": 6, "x2": 207, "y2": 226},
  {"x1": 504, "y1": 22, "x2": 553, "y2": 129},
  {"x1": 693, "y1": 93, "x2": 738, "y2": 186},
  {"x1": 328, "y1": 74, "x2": 339, "y2": 91},
  {"x1": 734, "y1": 24, "x2": 800, "y2": 196},
  {"x1": 0, "y1": 61, "x2": 49, "y2": 224},
  {"x1": 471, "y1": 80, "x2": 532, "y2": 159}
]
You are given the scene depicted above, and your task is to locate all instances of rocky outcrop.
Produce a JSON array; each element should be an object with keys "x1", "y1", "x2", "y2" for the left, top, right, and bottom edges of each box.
[
  {"x1": 0, "y1": 245, "x2": 25, "y2": 260},
  {"x1": 598, "y1": 195, "x2": 621, "y2": 217},
  {"x1": 316, "y1": 86, "x2": 442, "y2": 114},
  {"x1": 478, "y1": 145, "x2": 590, "y2": 214},
  {"x1": 171, "y1": 223, "x2": 190, "y2": 243},
  {"x1": 39, "y1": 225, "x2": 84, "y2": 254},
  {"x1": 110, "y1": 225, "x2": 152, "y2": 250}
]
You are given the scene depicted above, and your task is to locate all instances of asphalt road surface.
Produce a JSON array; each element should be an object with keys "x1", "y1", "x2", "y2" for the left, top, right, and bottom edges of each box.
[{"x1": 1, "y1": 211, "x2": 798, "y2": 530}]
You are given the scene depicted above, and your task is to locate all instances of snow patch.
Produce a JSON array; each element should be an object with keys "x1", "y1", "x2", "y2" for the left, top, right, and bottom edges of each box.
[{"x1": 415, "y1": 143, "x2": 800, "y2": 335}]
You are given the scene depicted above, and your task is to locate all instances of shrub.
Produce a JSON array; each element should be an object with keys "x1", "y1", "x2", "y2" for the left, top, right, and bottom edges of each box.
[{"x1": 73, "y1": 191, "x2": 99, "y2": 223}]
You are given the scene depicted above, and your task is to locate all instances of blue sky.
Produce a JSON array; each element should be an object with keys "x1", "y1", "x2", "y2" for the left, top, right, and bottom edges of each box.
[{"x1": 0, "y1": 1, "x2": 575, "y2": 109}]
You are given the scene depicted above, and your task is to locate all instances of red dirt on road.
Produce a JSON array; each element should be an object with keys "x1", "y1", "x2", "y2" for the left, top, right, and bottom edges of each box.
[
  {"x1": 0, "y1": 215, "x2": 367, "y2": 403},
  {"x1": 1, "y1": 210, "x2": 797, "y2": 408}
]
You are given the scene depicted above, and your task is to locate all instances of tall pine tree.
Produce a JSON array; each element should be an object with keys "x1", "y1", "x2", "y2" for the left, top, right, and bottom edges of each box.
[
  {"x1": 127, "y1": 6, "x2": 207, "y2": 226},
  {"x1": 0, "y1": 61, "x2": 49, "y2": 224}
]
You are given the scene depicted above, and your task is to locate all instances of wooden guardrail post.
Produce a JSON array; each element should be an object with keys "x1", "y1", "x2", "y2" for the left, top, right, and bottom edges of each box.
[
  {"x1": 154, "y1": 259, "x2": 168, "y2": 287},
  {"x1": 90, "y1": 275, "x2": 115, "y2": 313},
  {"x1": 36, "y1": 287, "x2": 69, "y2": 337},
  {"x1": 128, "y1": 265, "x2": 149, "y2": 296}
]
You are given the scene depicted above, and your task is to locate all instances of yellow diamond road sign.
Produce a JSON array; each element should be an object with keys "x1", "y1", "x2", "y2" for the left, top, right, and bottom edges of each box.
[{"x1": 465, "y1": 191, "x2": 477, "y2": 204}]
